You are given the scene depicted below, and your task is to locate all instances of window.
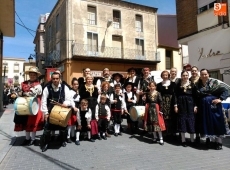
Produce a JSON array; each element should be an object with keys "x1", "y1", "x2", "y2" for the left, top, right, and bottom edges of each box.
[
  {"x1": 197, "y1": 0, "x2": 217, "y2": 14},
  {"x1": 166, "y1": 50, "x2": 172, "y2": 70},
  {"x1": 135, "y1": 39, "x2": 144, "y2": 56},
  {"x1": 14, "y1": 63, "x2": 19, "y2": 73},
  {"x1": 2, "y1": 63, "x2": 8, "y2": 72},
  {"x1": 88, "y1": 6, "x2": 96, "y2": 25},
  {"x1": 113, "y1": 10, "x2": 121, "y2": 29},
  {"x1": 87, "y1": 32, "x2": 98, "y2": 55},
  {"x1": 209, "y1": 70, "x2": 222, "y2": 80},
  {"x1": 135, "y1": 15, "x2": 143, "y2": 32},
  {"x1": 56, "y1": 14, "x2": 60, "y2": 33}
]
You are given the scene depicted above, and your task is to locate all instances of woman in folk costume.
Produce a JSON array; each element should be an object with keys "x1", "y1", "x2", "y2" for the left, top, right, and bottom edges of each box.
[
  {"x1": 67, "y1": 78, "x2": 80, "y2": 143},
  {"x1": 78, "y1": 68, "x2": 91, "y2": 89},
  {"x1": 174, "y1": 70, "x2": 197, "y2": 147},
  {"x1": 144, "y1": 81, "x2": 165, "y2": 145},
  {"x1": 14, "y1": 66, "x2": 44, "y2": 146},
  {"x1": 79, "y1": 74, "x2": 99, "y2": 138},
  {"x1": 189, "y1": 66, "x2": 201, "y2": 144},
  {"x1": 196, "y1": 69, "x2": 228, "y2": 150},
  {"x1": 157, "y1": 70, "x2": 176, "y2": 140}
]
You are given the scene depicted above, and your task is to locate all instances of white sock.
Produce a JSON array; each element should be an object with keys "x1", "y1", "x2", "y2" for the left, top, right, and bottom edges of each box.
[
  {"x1": 98, "y1": 133, "x2": 101, "y2": 136},
  {"x1": 153, "y1": 132, "x2": 157, "y2": 139},
  {"x1": 25, "y1": 132, "x2": 30, "y2": 140},
  {"x1": 103, "y1": 133, "x2": 105, "y2": 136},
  {"x1": 67, "y1": 126, "x2": 71, "y2": 139},
  {"x1": 71, "y1": 126, "x2": 75, "y2": 137},
  {"x1": 190, "y1": 134, "x2": 194, "y2": 142},
  {"x1": 217, "y1": 137, "x2": 222, "y2": 144},
  {"x1": 87, "y1": 131, "x2": 91, "y2": 139},
  {"x1": 76, "y1": 132, "x2": 80, "y2": 141},
  {"x1": 158, "y1": 131, "x2": 163, "y2": 139},
  {"x1": 31, "y1": 132, "x2": 36, "y2": 141},
  {"x1": 210, "y1": 137, "x2": 215, "y2": 142},
  {"x1": 117, "y1": 124, "x2": 120, "y2": 133},
  {"x1": 114, "y1": 124, "x2": 118, "y2": 133},
  {"x1": 181, "y1": 133, "x2": 186, "y2": 142}
]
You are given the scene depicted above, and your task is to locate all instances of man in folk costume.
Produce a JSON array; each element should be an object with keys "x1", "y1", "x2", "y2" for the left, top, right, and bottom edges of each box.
[
  {"x1": 95, "y1": 94, "x2": 111, "y2": 140},
  {"x1": 14, "y1": 67, "x2": 44, "y2": 146},
  {"x1": 96, "y1": 68, "x2": 113, "y2": 94},
  {"x1": 40, "y1": 72, "x2": 72, "y2": 152},
  {"x1": 137, "y1": 67, "x2": 154, "y2": 104},
  {"x1": 78, "y1": 68, "x2": 91, "y2": 89},
  {"x1": 110, "y1": 84, "x2": 127, "y2": 136},
  {"x1": 124, "y1": 67, "x2": 140, "y2": 93}
]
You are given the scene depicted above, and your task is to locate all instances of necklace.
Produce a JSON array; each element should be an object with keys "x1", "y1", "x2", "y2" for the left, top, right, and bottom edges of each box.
[
  {"x1": 85, "y1": 84, "x2": 94, "y2": 96},
  {"x1": 180, "y1": 81, "x2": 191, "y2": 92}
]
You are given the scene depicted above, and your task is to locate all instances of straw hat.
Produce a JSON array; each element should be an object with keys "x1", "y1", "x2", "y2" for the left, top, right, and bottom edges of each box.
[{"x1": 24, "y1": 66, "x2": 41, "y2": 76}]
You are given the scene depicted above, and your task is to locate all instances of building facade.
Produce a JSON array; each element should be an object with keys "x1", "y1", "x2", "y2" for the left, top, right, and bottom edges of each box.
[
  {"x1": 157, "y1": 15, "x2": 183, "y2": 71},
  {"x1": 176, "y1": 0, "x2": 230, "y2": 84},
  {"x1": 44, "y1": 0, "x2": 160, "y2": 83},
  {"x1": 2, "y1": 57, "x2": 25, "y2": 86}
]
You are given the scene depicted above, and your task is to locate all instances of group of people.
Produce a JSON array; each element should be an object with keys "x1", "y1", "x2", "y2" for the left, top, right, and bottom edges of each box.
[
  {"x1": 13, "y1": 66, "x2": 229, "y2": 152},
  {"x1": 3, "y1": 85, "x2": 21, "y2": 108}
]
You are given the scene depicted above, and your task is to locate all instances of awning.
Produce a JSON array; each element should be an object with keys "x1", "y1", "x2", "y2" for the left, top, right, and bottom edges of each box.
[{"x1": 220, "y1": 53, "x2": 230, "y2": 74}]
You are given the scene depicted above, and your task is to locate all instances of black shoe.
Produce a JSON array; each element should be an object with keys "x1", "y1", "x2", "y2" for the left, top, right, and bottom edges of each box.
[
  {"x1": 216, "y1": 143, "x2": 223, "y2": 150},
  {"x1": 61, "y1": 142, "x2": 67, "y2": 147},
  {"x1": 42, "y1": 144, "x2": 49, "y2": 152},
  {"x1": 67, "y1": 138, "x2": 72, "y2": 143},
  {"x1": 89, "y1": 138, "x2": 95, "y2": 142},
  {"x1": 152, "y1": 138, "x2": 157, "y2": 143},
  {"x1": 75, "y1": 140, "x2": 80, "y2": 145},
  {"x1": 28, "y1": 140, "x2": 35, "y2": 146},
  {"x1": 51, "y1": 136, "x2": 55, "y2": 142},
  {"x1": 182, "y1": 142, "x2": 187, "y2": 147},
  {"x1": 98, "y1": 136, "x2": 102, "y2": 140},
  {"x1": 114, "y1": 133, "x2": 118, "y2": 137},
  {"x1": 195, "y1": 137, "x2": 200, "y2": 144},
  {"x1": 102, "y1": 136, "x2": 107, "y2": 140},
  {"x1": 21, "y1": 139, "x2": 30, "y2": 146},
  {"x1": 118, "y1": 132, "x2": 122, "y2": 136}
]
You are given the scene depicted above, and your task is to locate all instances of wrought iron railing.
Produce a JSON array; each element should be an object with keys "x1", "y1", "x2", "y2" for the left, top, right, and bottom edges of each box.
[
  {"x1": 44, "y1": 50, "x2": 61, "y2": 67},
  {"x1": 72, "y1": 43, "x2": 160, "y2": 61}
]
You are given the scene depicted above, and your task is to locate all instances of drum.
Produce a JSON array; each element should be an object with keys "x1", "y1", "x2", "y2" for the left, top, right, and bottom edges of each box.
[
  {"x1": 14, "y1": 97, "x2": 39, "y2": 116},
  {"x1": 11, "y1": 93, "x2": 17, "y2": 99},
  {"x1": 130, "y1": 106, "x2": 145, "y2": 121},
  {"x1": 49, "y1": 105, "x2": 72, "y2": 127}
]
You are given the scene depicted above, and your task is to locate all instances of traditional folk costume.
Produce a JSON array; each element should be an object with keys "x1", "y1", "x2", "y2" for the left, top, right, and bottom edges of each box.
[
  {"x1": 78, "y1": 77, "x2": 86, "y2": 89},
  {"x1": 95, "y1": 103, "x2": 111, "y2": 140},
  {"x1": 124, "y1": 82, "x2": 138, "y2": 133},
  {"x1": 40, "y1": 82, "x2": 72, "y2": 152},
  {"x1": 196, "y1": 78, "x2": 228, "y2": 150},
  {"x1": 76, "y1": 108, "x2": 94, "y2": 145},
  {"x1": 79, "y1": 84, "x2": 99, "y2": 137},
  {"x1": 145, "y1": 91, "x2": 165, "y2": 145},
  {"x1": 14, "y1": 79, "x2": 44, "y2": 145},
  {"x1": 175, "y1": 80, "x2": 196, "y2": 146},
  {"x1": 67, "y1": 89, "x2": 80, "y2": 142},
  {"x1": 110, "y1": 92, "x2": 127, "y2": 136},
  {"x1": 96, "y1": 76, "x2": 114, "y2": 94},
  {"x1": 157, "y1": 80, "x2": 176, "y2": 136},
  {"x1": 3, "y1": 88, "x2": 9, "y2": 107},
  {"x1": 124, "y1": 68, "x2": 140, "y2": 94}
]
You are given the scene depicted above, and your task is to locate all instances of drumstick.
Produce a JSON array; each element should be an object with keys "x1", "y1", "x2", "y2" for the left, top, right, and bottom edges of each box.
[{"x1": 49, "y1": 99, "x2": 62, "y2": 106}]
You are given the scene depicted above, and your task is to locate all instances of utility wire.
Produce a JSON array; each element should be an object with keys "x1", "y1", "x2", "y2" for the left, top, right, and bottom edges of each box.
[
  {"x1": 15, "y1": 22, "x2": 36, "y2": 32},
  {"x1": 15, "y1": 11, "x2": 35, "y2": 37}
]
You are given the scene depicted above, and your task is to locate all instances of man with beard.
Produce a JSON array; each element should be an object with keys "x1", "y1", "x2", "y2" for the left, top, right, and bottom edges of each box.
[{"x1": 96, "y1": 68, "x2": 113, "y2": 94}]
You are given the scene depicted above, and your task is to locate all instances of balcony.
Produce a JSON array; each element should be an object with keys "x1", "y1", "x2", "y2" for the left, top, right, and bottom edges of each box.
[
  {"x1": 72, "y1": 43, "x2": 160, "y2": 62},
  {"x1": 44, "y1": 50, "x2": 61, "y2": 67}
]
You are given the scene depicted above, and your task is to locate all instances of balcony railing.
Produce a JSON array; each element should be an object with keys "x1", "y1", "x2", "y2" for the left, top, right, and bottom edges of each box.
[
  {"x1": 72, "y1": 43, "x2": 160, "y2": 61},
  {"x1": 45, "y1": 50, "x2": 61, "y2": 67}
]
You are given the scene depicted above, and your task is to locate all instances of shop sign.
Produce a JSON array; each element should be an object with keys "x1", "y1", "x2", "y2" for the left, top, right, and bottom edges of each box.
[
  {"x1": 91, "y1": 71, "x2": 102, "y2": 77},
  {"x1": 198, "y1": 48, "x2": 222, "y2": 61}
]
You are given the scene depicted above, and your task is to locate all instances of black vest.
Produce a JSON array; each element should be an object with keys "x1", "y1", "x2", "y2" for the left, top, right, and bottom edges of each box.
[
  {"x1": 79, "y1": 108, "x2": 89, "y2": 125},
  {"x1": 111, "y1": 93, "x2": 122, "y2": 110},
  {"x1": 124, "y1": 92, "x2": 135, "y2": 108},
  {"x1": 98, "y1": 103, "x2": 107, "y2": 116},
  {"x1": 47, "y1": 83, "x2": 65, "y2": 113},
  {"x1": 73, "y1": 93, "x2": 80, "y2": 108}
]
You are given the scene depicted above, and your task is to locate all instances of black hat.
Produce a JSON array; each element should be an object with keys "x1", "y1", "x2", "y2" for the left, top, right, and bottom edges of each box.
[
  {"x1": 124, "y1": 82, "x2": 134, "y2": 89},
  {"x1": 112, "y1": 73, "x2": 123, "y2": 79},
  {"x1": 127, "y1": 67, "x2": 136, "y2": 73}
]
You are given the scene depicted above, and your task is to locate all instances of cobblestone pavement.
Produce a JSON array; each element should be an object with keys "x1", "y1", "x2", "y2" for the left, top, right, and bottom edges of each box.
[{"x1": 0, "y1": 104, "x2": 230, "y2": 170}]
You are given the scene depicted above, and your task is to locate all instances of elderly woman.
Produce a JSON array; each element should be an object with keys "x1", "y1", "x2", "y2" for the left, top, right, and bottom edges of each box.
[
  {"x1": 14, "y1": 67, "x2": 44, "y2": 146},
  {"x1": 196, "y1": 69, "x2": 228, "y2": 150}
]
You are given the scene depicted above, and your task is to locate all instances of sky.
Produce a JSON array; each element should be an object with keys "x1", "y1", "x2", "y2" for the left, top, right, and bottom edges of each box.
[{"x1": 3, "y1": 0, "x2": 176, "y2": 60}]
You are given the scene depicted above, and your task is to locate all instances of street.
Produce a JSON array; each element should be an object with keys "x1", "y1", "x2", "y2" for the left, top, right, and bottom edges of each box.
[{"x1": 0, "y1": 104, "x2": 230, "y2": 170}]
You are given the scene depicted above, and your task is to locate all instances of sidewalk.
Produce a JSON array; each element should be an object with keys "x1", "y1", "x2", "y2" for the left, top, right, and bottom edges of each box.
[{"x1": 0, "y1": 104, "x2": 17, "y2": 163}]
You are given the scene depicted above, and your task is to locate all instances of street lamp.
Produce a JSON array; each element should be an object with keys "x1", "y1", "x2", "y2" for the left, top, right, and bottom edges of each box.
[
  {"x1": 28, "y1": 54, "x2": 34, "y2": 64},
  {"x1": 41, "y1": 58, "x2": 45, "y2": 65}
]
